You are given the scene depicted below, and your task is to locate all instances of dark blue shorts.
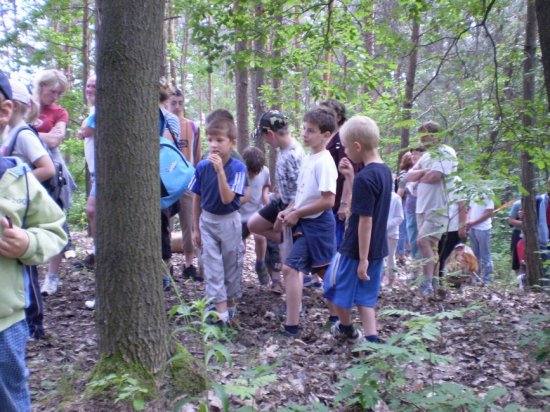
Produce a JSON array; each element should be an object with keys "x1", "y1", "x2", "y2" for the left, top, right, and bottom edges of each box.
[{"x1": 323, "y1": 253, "x2": 384, "y2": 309}]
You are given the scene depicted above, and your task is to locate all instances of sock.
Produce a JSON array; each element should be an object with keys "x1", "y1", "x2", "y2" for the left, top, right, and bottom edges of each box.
[
  {"x1": 284, "y1": 324, "x2": 299, "y2": 334},
  {"x1": 255, "y1": 260, "x2": 266, "y2": 271},
  {"x1": 338, "y1": 323, "x2": 354, "y2": 336},
  {"x1": 328, "y1": 315, "x2": 339, "y2": 324},
  {"x1": 218, "y1": 311, "x2": 230, "y2": 323},
  {"x1": 365, "y1": 335, "x2": 379, "y2": 343}
]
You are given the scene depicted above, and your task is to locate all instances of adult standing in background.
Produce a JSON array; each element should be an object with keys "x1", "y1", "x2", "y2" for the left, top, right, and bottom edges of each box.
[{"x1": 33, "y1": 69, "x2": 76, "y2": 298}]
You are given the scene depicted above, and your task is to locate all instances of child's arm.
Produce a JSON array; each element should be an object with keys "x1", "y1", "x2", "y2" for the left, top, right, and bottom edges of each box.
[
  {"x1": 192, "y1": 193, "x2": 202, "y2": 247},
  {"x1": 261, "y1": 185, "x2": 271, "y2": 206},
  {"x1": 338, "y1": 158, "x2": 354, "y2": 219},
  {"x1": 208, "y1": 154, "x2": 236, "y2": 205},
  {"x1": 240, "y1": 185, "x2": 251, "y2": 204},
  {"x1": 357, "y1": 215, "x2": 373, "y2": 281},
  {"x1": 31, "y1": 154, "x2": 55, "y2": 182},
  {"x1": 466, "y1": 207, "x2": 494, "y2": 230},
  {"x1": 280, "y1": 192, "x2": 335, "y2": 227}
]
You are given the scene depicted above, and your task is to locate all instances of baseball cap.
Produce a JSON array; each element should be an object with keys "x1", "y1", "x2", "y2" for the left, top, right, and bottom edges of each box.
[
  {"x1": 258, "y1": 110, "x2": 288, "y2": 133},
  {"x1": 0, "y1": 71, "x2": 12, "y2": 100},
  {"x1": 9, "y1": 79, "x2": 31, "y2": 105}
]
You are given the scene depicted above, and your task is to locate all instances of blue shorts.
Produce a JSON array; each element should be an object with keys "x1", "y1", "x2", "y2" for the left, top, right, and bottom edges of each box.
[
  {"x1": 323, "y1": 253, "x2": 384, "y2": 309},
  {"x1": 285, "y1": 235, "x2": 328, "y2": 275}
]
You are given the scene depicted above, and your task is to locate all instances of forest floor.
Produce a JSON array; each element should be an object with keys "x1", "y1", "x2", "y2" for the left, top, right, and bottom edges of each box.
[{"x1": 27, "y1": 232, "x2": 549, "y2": 412}]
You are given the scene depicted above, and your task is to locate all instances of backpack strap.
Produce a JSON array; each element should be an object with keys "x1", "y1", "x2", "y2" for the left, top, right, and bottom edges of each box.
[{"x1": 6, "y1": 124, "x2": 47, "y2": 157}]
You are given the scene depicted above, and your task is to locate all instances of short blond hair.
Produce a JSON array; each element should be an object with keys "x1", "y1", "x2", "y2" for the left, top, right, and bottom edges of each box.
[
  {"x1": 340, "y1": 115, "x2": 379, "y2": 150},
  {"x1": 33, "y1": 69, "x2": 68, "y2": 101}
]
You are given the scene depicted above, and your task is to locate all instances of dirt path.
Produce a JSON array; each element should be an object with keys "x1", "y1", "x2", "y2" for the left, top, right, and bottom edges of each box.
[{"x1": 27, "y1": 232, "x2": 549, "y2": 411}]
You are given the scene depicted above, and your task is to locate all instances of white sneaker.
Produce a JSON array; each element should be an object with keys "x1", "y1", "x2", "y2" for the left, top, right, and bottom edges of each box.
[
  {"x1": 85, "y1": 299, "x2": 96, "y2": 310},
  {"x1": 41, "y1": 275, "x2": 59, "y2": 296}
]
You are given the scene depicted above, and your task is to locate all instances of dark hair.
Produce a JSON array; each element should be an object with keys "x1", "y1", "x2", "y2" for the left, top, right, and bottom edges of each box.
[
  {"x1": 418, "y1": 120, "x2": 440, "y2": 134},
  {"x1": 304, "y1": 108, "x2": 337, "y2": 134},
  {"x1": 205, "y1": 116, "x2": 237, "y2": 141},
  {"x1": 205, "y1": 109, "x2": 234, "y2": 125},
  {"x1": 243, "y1": 146, "x2": 265, "y2": 175},
  {"x1": 319, "y1": 99, "x2": 346, "y2": 126},
  {"x1": 171, "y1": 88, "x2": 184, "y2": 97},
  {"x1": 399, "y1": 152, "x2": 413, "y2": 171},
  {"x1": 411, "y1": 146, "x2": 426, "y2": 153}
]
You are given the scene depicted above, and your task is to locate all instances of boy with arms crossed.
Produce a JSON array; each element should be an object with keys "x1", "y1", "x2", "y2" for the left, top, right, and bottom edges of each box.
[
  {"x1": 190, "y1": 114, "x2": 247, "y2": 326},
  {"x1": 278, "y1": 109, "x2": 338, "y2": 338},
  {"x1": 324, "y1": 115, "x2": 392, "y2": 344}
]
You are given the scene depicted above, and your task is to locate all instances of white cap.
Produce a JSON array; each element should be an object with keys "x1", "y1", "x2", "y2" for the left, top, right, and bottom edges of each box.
[{"x1": 9, "y1": 79, "x2": 31, "y2": 105}]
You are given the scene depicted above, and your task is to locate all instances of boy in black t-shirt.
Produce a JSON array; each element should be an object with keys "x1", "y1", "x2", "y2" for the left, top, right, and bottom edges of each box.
[{"x1": 324, "y1": 115, "x2": 392, "y2": 344}]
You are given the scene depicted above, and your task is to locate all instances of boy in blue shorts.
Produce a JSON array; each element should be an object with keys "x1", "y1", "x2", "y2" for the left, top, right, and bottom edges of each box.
[
  {"x1": 324, "y1": 115, "x2": 392, "y2": 344},
  {"x1": 277, "y1": 109, "x2": 338, "y2": 337},
  {"x1": 190, "y1": 113, "x2": 248, "y2": 326}
]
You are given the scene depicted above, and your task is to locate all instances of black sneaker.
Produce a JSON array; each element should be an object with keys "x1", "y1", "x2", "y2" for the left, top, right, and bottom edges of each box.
[{"x1": 183, "y1": 265, "x2": 203, "y2": 282}]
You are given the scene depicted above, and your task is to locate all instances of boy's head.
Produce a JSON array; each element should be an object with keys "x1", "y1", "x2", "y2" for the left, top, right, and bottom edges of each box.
[
  {"x1": 256, "y1": 110, "x2": 289, "y2": 148},
  {"x1": 339, "y1": 115, "x2": 380, "y2": 162},
  {"x1": 205, "y1": 114, "x2": 237, "y2": 142},
  {"x1": 168, "y1": 88, "x2": 184, "y2": 116},
  {"x1": 0, "y1": 71, "x2": 14, "y2": 135},
  {"x1": 243, "y1": 146, "x2": 265, "y2": 176},
  {"x1": 303, "y1": 108, "x2": 337, "y2": 135},
  {"x1": 318, "y1": 99, "x2": 346, "y2": 127},
  {"x1": 417, "y1": 120, "x2": 441, "y2": 147}
]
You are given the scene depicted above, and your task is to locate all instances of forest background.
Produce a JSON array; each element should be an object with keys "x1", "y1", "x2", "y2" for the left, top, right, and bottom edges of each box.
[
  {"x1": 1, "y1": 1, "x2": 549, "y2": 280},
  {"x1": 0, "y1": 0, "x2": 549, "y2": 410}
]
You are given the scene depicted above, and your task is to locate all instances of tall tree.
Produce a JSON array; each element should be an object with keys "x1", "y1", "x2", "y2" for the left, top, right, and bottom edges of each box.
[
  {"x1": 535, "y1": 0, "x2": 550, "y2": 110},
  {"x1": 95, "y1": 0, "x2": 169, "y2": 371},
  {"x1": 520, "y1": 0, "x2": 543, "y2": 286}
]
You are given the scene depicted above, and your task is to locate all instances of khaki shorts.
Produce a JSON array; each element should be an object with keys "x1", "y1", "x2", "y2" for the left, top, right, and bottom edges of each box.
[{"x1": 416, "y1": 211, "x2": 448, "y2": 241}]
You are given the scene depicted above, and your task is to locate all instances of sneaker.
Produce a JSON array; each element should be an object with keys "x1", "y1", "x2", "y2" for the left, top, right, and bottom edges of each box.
[
  {"x1": 183, "y1": 264, "x2": 203, "y2": 282},
  {"x1": 270, "y1": 280, "x2": 285, "y2": 295},
  {"x1": 330, "y1": 321, "x2": 362, "y2": 343},
  {"x1": 85, "y1": 299, "x2": 96, "y2": 310},
  {"x1": 364, "y1": 335, "x2": 386, "y2": 344},
  {"x1": 41, "y1": 275, "x2": 59, "y2": 296},
  {"x1": 419, "y1": 280, "x2": 434, "y2": 297},
  {"x1": 303, "y1": 275, "x2": 322, "y2": 288},
  {"x1": 279, "y1": 324, "x2": 301, "y2": 339},
  {"x1": 255, "y1": 263, "x2": 271, "y2": 286}
]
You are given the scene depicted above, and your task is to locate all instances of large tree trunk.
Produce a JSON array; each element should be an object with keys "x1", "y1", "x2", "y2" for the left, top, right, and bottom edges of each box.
[
  {"x1": 95, "y1": 0, "x2": 169, "y2": 370},
  {"x1": 535, "y1": 0, "x2": 550, "y2": 110},
  {"x1": 400, "y1": 17, "x2": 419, "y2": 151},
  {"x1": 521, "y1": 0, "x2": 543, "y2": 287}
]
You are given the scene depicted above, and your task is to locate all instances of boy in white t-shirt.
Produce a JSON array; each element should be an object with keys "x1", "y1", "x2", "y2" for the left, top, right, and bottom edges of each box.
[
  {"x1": 466, "y1": 192, "x2": 495, "y2": 282},
  {"x1": 384, "y1": 191, "x2": 404, "y2": 286},
  {"x1": 277, "y1": 109, "x2": 338, "y2": 338}
]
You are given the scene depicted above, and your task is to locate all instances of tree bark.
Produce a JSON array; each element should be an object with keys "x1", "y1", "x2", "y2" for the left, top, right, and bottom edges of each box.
[
  {"x1": 251, "y1": 7, "x2": 266, "y2": 152},
  {"x1": 95, "y1": 0, "x2": 169, "y2": 371},
  {"x1": 521, "y1": 0, "x2": 543, "y2": 286},
  {"x1": 234, "y1": 10, "x2": 249, "y2": 154},
  {"x1": 400, "y1": 17, "x2": 420, "y2": 151},
  {"x1": 535, "y1": 0, "x2": 550, "y2": 111}
]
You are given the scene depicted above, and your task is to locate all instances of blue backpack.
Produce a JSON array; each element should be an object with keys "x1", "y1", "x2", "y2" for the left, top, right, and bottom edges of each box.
[{"x1": 159, "y1": 110, "x2": 194, "y2": 209}]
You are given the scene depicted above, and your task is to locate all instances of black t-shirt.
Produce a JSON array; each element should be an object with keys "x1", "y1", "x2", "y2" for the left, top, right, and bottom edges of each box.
[{"x1": 339, "y1": 162, "x2": 392, "y2": 260}]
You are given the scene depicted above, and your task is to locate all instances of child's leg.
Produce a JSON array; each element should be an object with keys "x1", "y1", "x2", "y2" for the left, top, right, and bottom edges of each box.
[
  {"x1": 253, "y1": 234, "x2": 267, "y2": 262},
  {"x1": 386, "y1": 237, "x2": 398, "y2": 285},
  {"x1": 0, "y1": 320, "x2": 31, "y2": 411},
  {"x1": 358, "y1": 305, "x2": 377, "y2": 336},
  {"x1": 221, "y1": 212, "x2": 244, "y2": 310},
  {"x1": 283, "y1": 265, "x2": 303, "y2": 326},
  {"x1": 333, "y1": 304, "x2": 352, "y2": 325}
]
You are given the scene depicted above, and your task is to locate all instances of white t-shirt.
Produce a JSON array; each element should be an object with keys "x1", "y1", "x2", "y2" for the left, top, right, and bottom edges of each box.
[
  {"x1": 3, "y1": 120, "x2": 49, "y2": 166},
  {"x1": 447, "y1": 176, "x2": 465, "y2": 232},
  {"x1": 416, "y1": 144, "x2": 457, "y2": 214},
  {"x1": 387, "y1": 191, "x2": 405, "y2": 239},
  {"x1": 469, "y1": 194, "x2": 494, "y2": 231},
  {"x1": 240, "y1": 166, "x2": 271, "y2": 222},
  {"x1": 293, "y1": 149, "x2": 337, "y2": 219}
]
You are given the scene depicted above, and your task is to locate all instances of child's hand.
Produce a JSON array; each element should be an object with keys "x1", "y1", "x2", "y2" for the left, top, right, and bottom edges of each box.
[
  {"x1": 0, "y1": 217, "x2": 30, "y2": 259},
  {"x1": 338, "y1": 158, "x2": 354, "y2": 178},
  {"x1": 283, "y1": 210, "x2": 299, "y2": 227},
  {"x1": 192, "y1": 228, "x2": 201, "y2": 248},
  {"x1": 357, "y1": 259, "x2": 370, "y2": 281},
  {"x1": 207, "y1": 154, "x2": 224, "y2": 174}
]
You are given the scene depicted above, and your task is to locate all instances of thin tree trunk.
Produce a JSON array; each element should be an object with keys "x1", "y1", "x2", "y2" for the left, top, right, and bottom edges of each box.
[
  {"x1": 95, "y1": 0, "x2": 169, "y2": 370},
  {"x1": 400, "y1": 17, "x2": 420, "y2": 151},
  {"x1": 166, "y1": 0, "x2": 177, "y2": 87},
  {"x1": 234, "y1": 1, "x2": 249, "y2": 154},
  {"x1": 180, "y1": 15, "x2": 190, "y2": 116},
  {"x1": 251, "y1": 7, "x2": 266, "y2": 151},
  {"x1": 521, "y1": 0, "x2": 543, "y2": 287}
]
